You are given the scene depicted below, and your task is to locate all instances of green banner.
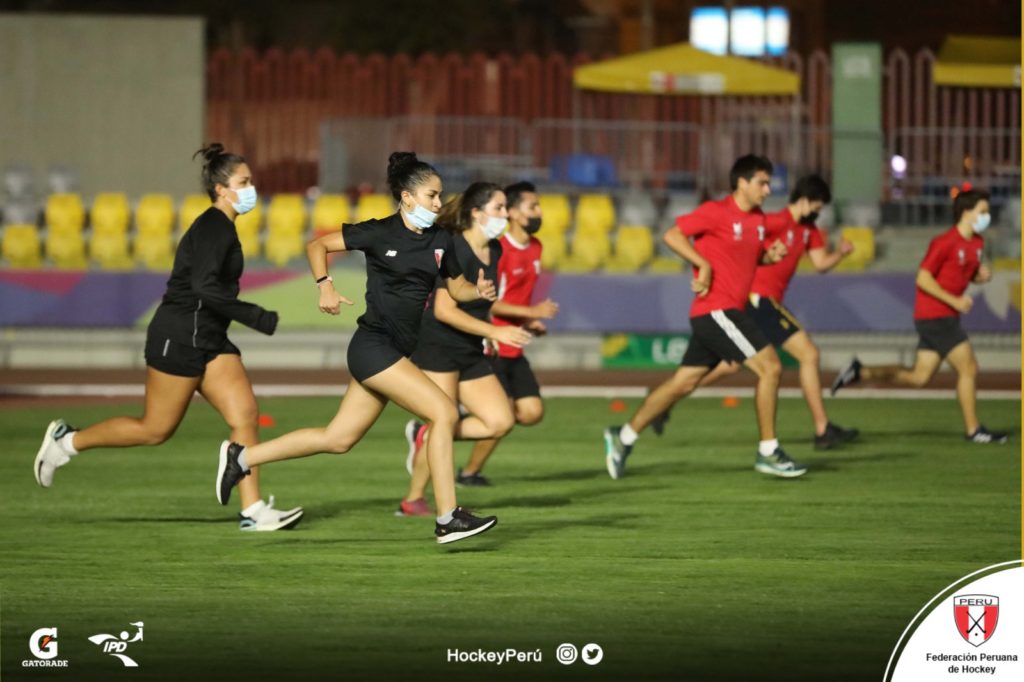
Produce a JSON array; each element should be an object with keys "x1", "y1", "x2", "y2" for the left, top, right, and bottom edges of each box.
[{"x1": 601, "y1": 334, "x2": 797, "y2": 369}]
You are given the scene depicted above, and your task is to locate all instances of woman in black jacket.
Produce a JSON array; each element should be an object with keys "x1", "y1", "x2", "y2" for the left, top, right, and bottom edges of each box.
[{"x1": 33, "y1": 144, "x2": 302, "y2": 532}]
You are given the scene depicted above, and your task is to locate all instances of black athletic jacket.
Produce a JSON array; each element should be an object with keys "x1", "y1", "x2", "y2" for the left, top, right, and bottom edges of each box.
[{"x1": 148, "y1": 207, "x2": 277, "y2": 350}]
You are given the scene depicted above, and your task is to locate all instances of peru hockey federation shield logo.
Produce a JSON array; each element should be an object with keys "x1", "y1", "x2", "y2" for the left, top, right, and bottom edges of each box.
[
  {"x1": 434, "y1": 249, "x2": 445, "y2": 269},
  {"x1": 953, "y1": 594, "x2": 999, "y2": 647}
]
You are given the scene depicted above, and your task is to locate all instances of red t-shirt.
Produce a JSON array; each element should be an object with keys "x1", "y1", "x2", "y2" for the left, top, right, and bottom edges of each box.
[
  {"x1": 914, "y1": 226, "x2": 983, "y2": 320},
  {"x1": 492, "y1": 232, "x2": 543, "y2": 358},
  {"x1": 676, "y1": 195, "x2": 771, "y2": 318},
  {"x1": 750, "y1": 208, "x2": 825, "y2": 302}
]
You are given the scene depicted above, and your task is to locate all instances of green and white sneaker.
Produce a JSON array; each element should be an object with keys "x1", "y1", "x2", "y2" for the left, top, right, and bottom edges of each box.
[
  {"x1": 34, "y1": 419, "x2": 77, "y2": 488},
  {"x1": 604, "y1": 426, "x2": 633, "y2": 480},
  {"x1": 754, "y1": 447, "x2": 807, "y2": 478}
]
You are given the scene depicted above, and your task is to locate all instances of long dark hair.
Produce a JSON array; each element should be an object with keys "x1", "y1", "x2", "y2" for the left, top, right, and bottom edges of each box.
[
  {"x1": 386, "y1": 151, "x2": 439, "y2": 202},
  {"x1": 435, "y1": 182, "x2": 503, "y2": 234},
  {"x1": 193, "y1": 143, "x2": 245, "y2": 201}
]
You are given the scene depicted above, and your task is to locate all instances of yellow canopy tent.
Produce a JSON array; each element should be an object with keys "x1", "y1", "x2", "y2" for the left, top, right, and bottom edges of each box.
[
  {"x1": 933, "y1": 35, "x2": 1021, "y2": 89},
  {"x1": 573, "y1": 42, "x2": 800, "y2": 96}
]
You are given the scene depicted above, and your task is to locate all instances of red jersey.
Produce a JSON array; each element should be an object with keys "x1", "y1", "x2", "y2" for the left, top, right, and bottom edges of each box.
[
  {"x1": 750, "y1": 208, "x2": 825, "y2": 302},
  {"x1": 492, "y1": 232, "x2": 542, "y2": 358},
  {"x1": 676, "y1": 195, "x2": 771, "y2": 318},
  {"x1": 914, "y1": 226, "x2": 983, "y2": 320}
]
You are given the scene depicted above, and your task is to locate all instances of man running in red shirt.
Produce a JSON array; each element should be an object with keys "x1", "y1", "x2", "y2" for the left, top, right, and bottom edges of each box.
[
  {"x1": 663, "y1": 175, "x2": 859, "y2": 449},
  {"x1": 604, "y1": 154, "x2": 807, "y2": 479},
  {"x1": 456, "y1": 181, "x2": 559, "y2": 485},
  {"x1": 831, "y1": 188, "x2": 1006, "y2": 444}
]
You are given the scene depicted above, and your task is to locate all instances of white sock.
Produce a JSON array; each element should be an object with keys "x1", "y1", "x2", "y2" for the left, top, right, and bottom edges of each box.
[
  {"x1": 437, "y1": 508, "x2": 455, "y2": 524},
  {"x1": 237, "y1": 448, "x2": 251, "y2": 473},
  {"x1": 241, "y1": 499, "x2": 265, "y2": 517},
  {"x1": 60, "y1": 432, "x2": 79, "y2": 455},
  {"x1": 758, "y1": 439, "x2": 779, "y2": 456},
  {"x1": 619, "y1": 424, "x2": 639, "y2": 446}
]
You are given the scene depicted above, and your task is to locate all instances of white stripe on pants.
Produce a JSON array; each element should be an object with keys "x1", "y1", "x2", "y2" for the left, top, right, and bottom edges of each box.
[{"x1": 710, "y1": 309, "x2": 757, "y2": 359}]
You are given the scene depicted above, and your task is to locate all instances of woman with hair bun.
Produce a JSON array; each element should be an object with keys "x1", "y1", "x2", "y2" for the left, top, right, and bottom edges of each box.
[
  {"x1": 34, "y1": 144, "x2": 303, "y2": 532},
  {"x1": 213, "y1": 152, "x2": 500, "y2": 545}
]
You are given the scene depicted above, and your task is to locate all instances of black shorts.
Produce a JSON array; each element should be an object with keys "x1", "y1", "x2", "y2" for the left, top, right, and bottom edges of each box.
[
  {"x1": 746, "y1": 294, "x2": 803, "y2": 347},
  {"x1": 347, "y1": 328, "x2": 405, "y2": 383},
  {"x1": 915, "y1": 317, "x2": 969, "y2": 359},
  {"x1": 411, "y1": 342, "x2": 494, "y2": 382},
  {"x1": 144, "y1": 333, "x2": 240, "y2": 378},
  {"x1": 681, "y1": 309, "x2": 771, "y2": 367},
  {"x1": 492, "y1": 354, "x2": 541, "y2": 400}
]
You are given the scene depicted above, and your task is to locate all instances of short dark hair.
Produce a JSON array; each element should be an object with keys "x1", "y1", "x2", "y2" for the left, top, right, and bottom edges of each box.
[
  {"x1": 789, "y1": 174, "x2": 832, "y2": 204},
  {"x1": 193, "y1": 143, "x2": 246, "y2": 201},
  {"x1": 386, "y1": 151, "x2": 440, "y2": 202},
  {"x1": 729, "y1": 154, "x2": 773, "y2": 190},
  {"x1": 504, "y1": 181, "x2": 537, "y2": 211},
  {"x1": 954, "y1": 188, "x2": 990, "y2": 221}
]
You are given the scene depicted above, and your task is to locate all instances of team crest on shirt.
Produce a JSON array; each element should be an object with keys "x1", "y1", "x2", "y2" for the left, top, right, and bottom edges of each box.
[
  {"x1": 433, "y1": 248, "x2": 445, "y2": 268},
  {"x1": 786, "y1": 229, "x2": 794, "y2": 245},
  {"x1": 958, "y1": 248, "x2": 966, "y2": 265},
  {"x1": 732, "y1": 222, "x2": 743, "y2": 240},
  {"x1": 757, "y1": 225, "x2": 765, "y2": 241},
  {"x1": 533, "y1": 260, "x2": 541, "y2": 274}
]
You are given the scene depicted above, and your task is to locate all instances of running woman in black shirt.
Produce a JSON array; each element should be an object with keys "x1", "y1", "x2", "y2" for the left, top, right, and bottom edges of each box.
[
  {"x1": 397, "y1": 182, "x2": 532, "y2": 517},
  {"x1": 33, "y1": 144, "x2": 302, "y2": 532},
  {"x1": 214, "y1": 152, "x2": 500, "y2": 544}
]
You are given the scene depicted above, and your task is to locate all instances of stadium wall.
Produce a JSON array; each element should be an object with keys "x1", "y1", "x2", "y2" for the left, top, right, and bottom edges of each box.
[{"x1": 0, "y1": 13, "x2": 204, "y2": 198}]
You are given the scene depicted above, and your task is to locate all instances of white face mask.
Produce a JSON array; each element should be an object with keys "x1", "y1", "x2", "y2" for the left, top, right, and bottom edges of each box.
[
  {"x1": 480, "y1": 215, "x2": 507, "y2": 240},
  {"x1": 230, "y1": 185, "x2": 258, "y2": 214},
  {"x1": 403, "y1": 202, "x2": 438, "y2": 229},
  {"x1": 973, "y1": 212, "x2": 991, "y2": 233}
]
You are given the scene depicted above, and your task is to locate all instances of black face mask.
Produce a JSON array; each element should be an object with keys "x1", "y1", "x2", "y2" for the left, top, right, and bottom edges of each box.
[
  {"x1": 800, "y1": 211, "x2": 820, "y2": 225},
  {"x1": 524, "y1": 217, "x2": 543, "y2": 234}
]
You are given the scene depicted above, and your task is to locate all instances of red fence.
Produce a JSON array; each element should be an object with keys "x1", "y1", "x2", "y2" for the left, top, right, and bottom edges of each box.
[{"x1": 206, "y1": 47, "x2": 1019, "y2": 196}]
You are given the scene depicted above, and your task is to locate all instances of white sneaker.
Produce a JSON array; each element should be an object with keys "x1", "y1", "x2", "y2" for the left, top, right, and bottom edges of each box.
[
  {"x1": 34, "y1": 419, "x2": 76, "y2": 488},
  {"x1": 239, "y1": 496, "x2": 304, "y2": 532}
]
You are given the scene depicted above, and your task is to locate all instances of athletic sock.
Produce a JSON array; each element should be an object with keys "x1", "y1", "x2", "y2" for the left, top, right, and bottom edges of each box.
[
  {"x1": 241, "y1": 499, "x2": 265, "y2": 518},
  {"x1": 437, "y1": 509, "x2": 455, "y2": 525},
  {"x1": 237, "y1": 448, "x2": 251, "y2": 473},
  {"x1": 619, "y1": 424, "x2": 639, "y2": 446},
  {"x1": 758, "y1": 439, "x2": 779, "y2": 456},
  {"x1": 60, "y1": 432, "x2": 79, "y2": 455}
]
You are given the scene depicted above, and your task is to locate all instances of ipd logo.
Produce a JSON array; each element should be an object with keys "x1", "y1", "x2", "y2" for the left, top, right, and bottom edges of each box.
[
  {"x1": 22, "y1": 628, "x2": 69, "y2": 668},
  {"x1": 89, "y1": 621, "x2": 144, "y2": 667}
]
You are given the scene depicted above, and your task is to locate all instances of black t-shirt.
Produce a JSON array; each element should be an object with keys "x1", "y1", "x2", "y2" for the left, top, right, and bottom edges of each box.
[
  {"x1": 342, "y1": 213, "x2": 463, "y2": 356},
  {"x1": 149, "y1": 207, "x2": 276, "y2": 350},
  {"x1": 418, "y1": 234, "x2": 501, "y2": 354}
]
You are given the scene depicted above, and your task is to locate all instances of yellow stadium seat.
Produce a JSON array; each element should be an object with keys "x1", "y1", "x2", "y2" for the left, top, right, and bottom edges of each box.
[
  {"x1": 355, "y1": 193, "x2": 395, "y2": 223},
  {"x1": 312, "y1": 194, "x2": 351, "y2": 234},
  {"x1": 560, "y1": 225, "x2": 611, "y2": 272},
  {"x1": 992, "y1": 257, "x2": 1020, "y2": 272},
  {"x1": 234, "y1": 201, "x2": 263, "y2": 248},
  {"x1": 2, "y1": 224, "x2": 42, "y2": 268},
  {"x1": 90, "y1": 232, "x2": 134, "y2": 269},
  {"x1": 537, "y1": 230, "x2": 566, "y2": 271},
  {"x1": 46, "y1": 230, "x2": 87, "y2": 269},
  {"x1": 179, "y1": 194, "x2": 211, "y2": 233},
  {"x1": 136, "y1": 194, "x2": 175, "y2": 237},
  {"x1": 605, "y1": 225, "x2": 654, "y2": 272},
  {"x1": 267, "y1": 194, "x2": 307, "y2": 236},
  {"x1": 45, "y1": 193, "x2": 85, "y2": 236},
  {"x1": 91, "y1": 192, "x2": 130, "y2": 236},
  {"x1": 135, "y1": 233, "x2": 174, "y2": 270},
  {"x1": 575, "y1": 194, "x2": 616, "y2": 233},
  {"x1": 833, "y1": 226, "x2": 875, "y2": 272},
  {"x1": 648, "y1": 256, "x2": 684, "y2": 273},
  {"x1": 265, "y1": 232, "x2": 304, "y2": 266},
  {"x1": 538, "y1": 194, "x2": 571, "y2": 234}
]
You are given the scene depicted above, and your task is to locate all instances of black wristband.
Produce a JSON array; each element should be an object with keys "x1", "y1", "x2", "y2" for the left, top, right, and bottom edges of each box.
[{"x1": 315, "y1": 275, "x2": 331, "y2": 284}]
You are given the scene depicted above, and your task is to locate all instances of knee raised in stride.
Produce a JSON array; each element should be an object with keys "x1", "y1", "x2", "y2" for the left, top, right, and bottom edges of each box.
[{"x1": 516, "y1": 404, "x2": 544, "y2": 426}]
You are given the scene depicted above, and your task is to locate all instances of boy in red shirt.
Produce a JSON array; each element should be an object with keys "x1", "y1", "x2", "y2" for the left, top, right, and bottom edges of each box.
[
  {"x1": 604, "y1": 155, "x2": 806, "y2": 479},
  {"x1": 661, "y1": 175, "x2": 859, "y2": 449},
  {"x1": 831, "y1": 188, "x2": 1006, "y2": 444}
]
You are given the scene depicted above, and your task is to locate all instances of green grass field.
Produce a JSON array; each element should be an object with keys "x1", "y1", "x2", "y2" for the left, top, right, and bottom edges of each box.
[{"x1": 1, "y1": 395, "x2": 1020, "y2": 681}]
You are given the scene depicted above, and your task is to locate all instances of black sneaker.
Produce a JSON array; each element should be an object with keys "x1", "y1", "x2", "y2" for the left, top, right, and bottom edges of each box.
[
  {"x1": 965, "y1": 426, "x2": 1008, "y2": 444},
  {"x1": 435, "y1": 507, "x2": 498, "y2": 544},
  {"x1": 456, "y1": 469, "x2": 492, "y2": 487},
  {"x1": 813, "y1": 422, "x2": 860, "y2": 450},
  {"x1": 830, "y1": 357, "x2": 862, "y2": 396},
  {"x1": 216, "y1": 440, "x2": 251, "y2": 505}
]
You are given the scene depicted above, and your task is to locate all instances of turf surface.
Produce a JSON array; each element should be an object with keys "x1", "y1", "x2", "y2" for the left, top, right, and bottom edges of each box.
[{"x1": 1, "y1": 395, "x2": 1019, "y2": 681}]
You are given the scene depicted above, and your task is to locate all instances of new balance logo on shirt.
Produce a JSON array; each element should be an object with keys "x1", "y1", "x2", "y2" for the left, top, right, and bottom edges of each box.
[{"x1": 385, "y1": 250, "x2": 397, "y2": 257}]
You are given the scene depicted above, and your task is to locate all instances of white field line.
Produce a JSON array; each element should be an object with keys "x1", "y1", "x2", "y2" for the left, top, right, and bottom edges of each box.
[{"x1": 0, "y1": 383, "x2": 1018, "y2": 400}]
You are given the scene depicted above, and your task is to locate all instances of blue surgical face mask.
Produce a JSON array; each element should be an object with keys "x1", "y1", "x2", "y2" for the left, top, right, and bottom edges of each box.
[
  {"x1": 973, "y1": 212, "x2": 991, "y2": 233},
  {"x1": 403, "y1": 202, "x2": 438, "y2": 229},
  {"x1": 230, "y1": 185, "x2": 258, "y2": 215},
  {"x1": 481, "y1": 215, "x2": 507, "y2": 240}
]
